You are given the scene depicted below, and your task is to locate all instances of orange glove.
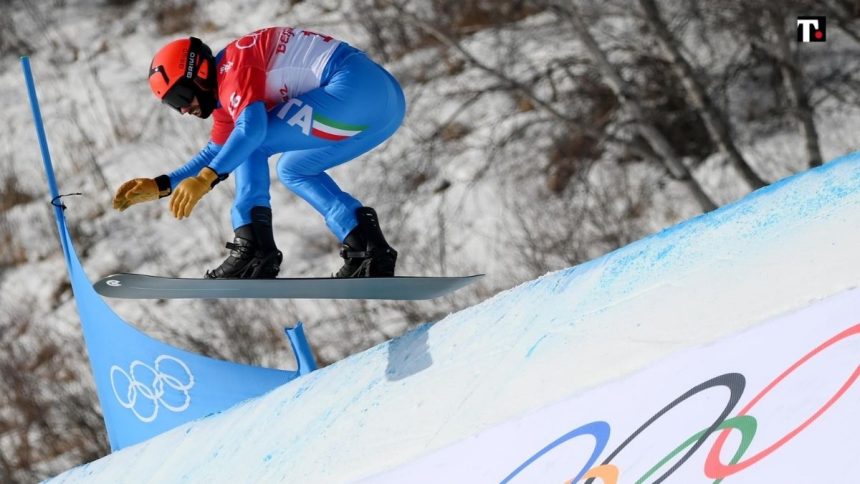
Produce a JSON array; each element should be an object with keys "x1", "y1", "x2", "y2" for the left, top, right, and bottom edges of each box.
[
  {"x1": 113, "y1": 177, "x2": 170, "y2": 212},
  {"x1": 169, "y1": 167, "x2": 221, "y2": 219}
]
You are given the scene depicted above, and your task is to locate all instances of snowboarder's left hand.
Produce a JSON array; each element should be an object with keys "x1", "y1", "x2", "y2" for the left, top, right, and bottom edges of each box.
[{"x1": 169, "y1": 167, "x2": 220, "y2": 219}]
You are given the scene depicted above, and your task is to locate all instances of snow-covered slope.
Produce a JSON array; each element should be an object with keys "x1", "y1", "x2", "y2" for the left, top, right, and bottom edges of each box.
[{"x1": 47, "y1": 151, "x2": 860, "y2": 482}]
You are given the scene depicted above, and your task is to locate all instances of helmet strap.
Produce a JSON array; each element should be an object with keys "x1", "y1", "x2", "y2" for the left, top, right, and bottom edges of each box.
[
  {"x1": 196, "y1": 84, "x2": 218, "y2": 118},
  {"x1": 187, "y1": 37, "x2": 217, "y2": 118}
]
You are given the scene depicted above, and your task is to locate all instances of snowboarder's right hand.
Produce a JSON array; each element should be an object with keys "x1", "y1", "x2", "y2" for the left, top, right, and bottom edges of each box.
[{"x1": 113, "y1": 178, "x2": 164, "y2": 212}]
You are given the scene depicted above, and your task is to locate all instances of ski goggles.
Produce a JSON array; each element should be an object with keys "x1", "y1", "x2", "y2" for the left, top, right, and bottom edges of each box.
[
  {"x1": 162, "y1": 82, "x2": 196, "y2": 112},
  {"x1": 161, "y1": 37, "x2": 207, "y2": 112}
]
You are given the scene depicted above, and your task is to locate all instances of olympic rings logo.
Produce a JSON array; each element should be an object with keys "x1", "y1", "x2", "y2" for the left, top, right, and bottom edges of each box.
[
  {"x1": 110, "y1": 355, "x2": 195, "y2": 423},
  {"x1": 502, "y1": 323, "x2": 860, "y2": 483},
  {"x1": 234, "y1": 29, "x2": 265, "y2": 50}
]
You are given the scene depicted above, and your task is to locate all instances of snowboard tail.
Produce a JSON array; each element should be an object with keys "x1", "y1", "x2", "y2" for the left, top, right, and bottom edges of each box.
[{"x1": 93, "y1": 273, "x2": 483, "y2": 300}]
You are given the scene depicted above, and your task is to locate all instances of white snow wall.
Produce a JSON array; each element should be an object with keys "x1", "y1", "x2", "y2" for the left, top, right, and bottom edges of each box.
[{"x1": 50, "y1": 153, "x2": 860, "y2": 483}]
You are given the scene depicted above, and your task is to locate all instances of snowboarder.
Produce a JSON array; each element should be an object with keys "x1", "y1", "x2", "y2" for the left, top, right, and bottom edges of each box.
[{"x1": 112, "y1": 27, "x2": 404, "y2": 279}]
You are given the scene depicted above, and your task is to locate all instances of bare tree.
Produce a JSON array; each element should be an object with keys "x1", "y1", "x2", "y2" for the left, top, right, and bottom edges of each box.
[
  {"x1": 552, "y1": 1, "x2": 717, "y2": 212},
  {"x1": 636, "y1": 0, "x2": 767, "y2": 189},
  {"x1": 380, "y1": 0, "x2": 580, "y2": 129},
  {"x1": 0, "y1": 302, "x2": 108, "y2": 482}
]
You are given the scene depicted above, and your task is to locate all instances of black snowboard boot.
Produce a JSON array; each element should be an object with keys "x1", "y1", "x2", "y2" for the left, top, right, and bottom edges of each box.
[
  {"x1": 334, "y1": 207, "x2": 398, "y2": 278},
  {"x1": 205, "y1": 207, "x2": 282, "y2": 279}
]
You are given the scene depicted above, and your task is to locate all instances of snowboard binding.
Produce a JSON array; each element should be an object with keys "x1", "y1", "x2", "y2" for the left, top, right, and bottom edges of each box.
[
  {"x1": 206, "y1": 207, "x2": 282, "y2": 279},
  {"x1": 205, "y1": 235, "x2": 282, "y2": 279},
  {"x1": 335, "y1": 207, "x2": 398, "y2": 278}
]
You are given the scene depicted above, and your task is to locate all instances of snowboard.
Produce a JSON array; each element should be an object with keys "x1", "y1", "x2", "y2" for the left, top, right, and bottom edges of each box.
[{"x1": 93, "y1": 273, "x2": 484, "y2": 300}]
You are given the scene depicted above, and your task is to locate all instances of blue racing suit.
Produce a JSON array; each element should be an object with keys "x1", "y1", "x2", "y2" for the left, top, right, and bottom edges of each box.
[{"x1": 167, "y1": 30, "x2": 405, "y2": 241}]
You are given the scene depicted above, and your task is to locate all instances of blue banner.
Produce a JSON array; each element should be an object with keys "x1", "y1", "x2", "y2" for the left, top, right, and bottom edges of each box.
[{"x1": 21, "y1": 56, "x2": 316, "y2": 451}]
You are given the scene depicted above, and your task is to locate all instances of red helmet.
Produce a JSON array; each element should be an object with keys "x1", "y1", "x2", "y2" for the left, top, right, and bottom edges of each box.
[{"x1": 148, "y1": 37, "x2": 217, "y2": 117}]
